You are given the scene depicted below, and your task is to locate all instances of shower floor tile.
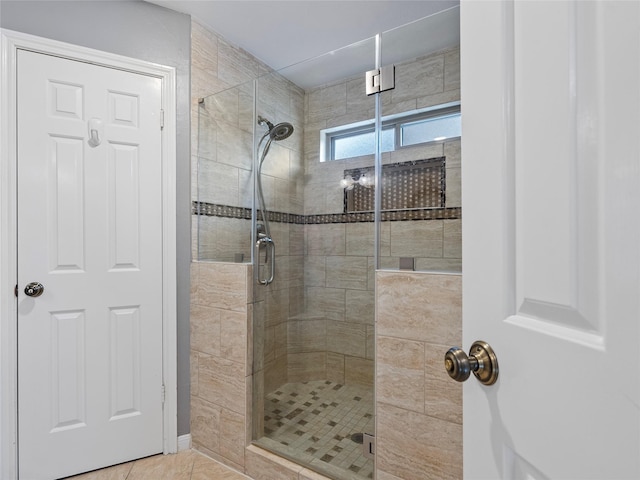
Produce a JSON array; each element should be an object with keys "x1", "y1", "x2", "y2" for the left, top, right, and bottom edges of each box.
[{"x1": 256, "y1": 380, "x2": 374, "y2": 480}]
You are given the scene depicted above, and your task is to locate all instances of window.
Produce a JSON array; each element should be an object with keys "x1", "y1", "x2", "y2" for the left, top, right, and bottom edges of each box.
[
  {"x1": 400, "y1": 112, "x2": 461, "y2": 147},
  {"x1": 320, "y1": 102, "x2": 461, "y2": 162},
  {"x1": 332, "y1": 126, "x2": 395, "y2": 160}
]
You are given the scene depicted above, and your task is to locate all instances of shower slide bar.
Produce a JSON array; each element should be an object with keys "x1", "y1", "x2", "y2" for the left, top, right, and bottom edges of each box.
[{"x1": 255, "y1": 114, "x2": 294, "y2": 287}]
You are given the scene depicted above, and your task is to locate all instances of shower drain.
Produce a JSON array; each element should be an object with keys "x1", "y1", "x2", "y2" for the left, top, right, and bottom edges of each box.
[{"x1": 350, "y1": 432, "x2": 364, "y2": 444}]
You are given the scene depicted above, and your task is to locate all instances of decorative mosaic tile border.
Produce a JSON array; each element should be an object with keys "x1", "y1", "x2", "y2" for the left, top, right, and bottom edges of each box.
[
  {"x1": 192, "y1": 202, "x2": 307, "y2": 223},
  {"x1": 193, "y1": 202, "x2": 252, "y2": 219},
  {"x1": 192, "y1": 201, "x2": 461, "y2": 224}
]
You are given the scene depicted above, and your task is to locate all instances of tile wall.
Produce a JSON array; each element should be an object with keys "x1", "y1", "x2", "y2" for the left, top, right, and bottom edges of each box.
[
  {"x1": 191, "y1": 20, "x2": 264, "y2": 262},
  {"x1": 192, "y1": 20, "x2": 305, "y2": 263},
  {"x1": 190, "y1": 262, "x2": 252, "y2": 470},
  {"x1": 375, "y1": 271, "x2": 462, "y2": 479}
]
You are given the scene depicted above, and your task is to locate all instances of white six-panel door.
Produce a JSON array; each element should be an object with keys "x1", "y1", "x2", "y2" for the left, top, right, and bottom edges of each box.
[
  {"x1": 461, "y1": 1, "x2": 639, "y2": 478},
  {"x1": 17, "y1": 49, "x2": 164, "y2": 479}
]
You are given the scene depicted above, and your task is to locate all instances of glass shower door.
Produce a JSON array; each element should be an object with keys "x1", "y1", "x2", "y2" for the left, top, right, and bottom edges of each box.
[{"x1": 251, "y1": 35, "x2": 378, "y2": 480}]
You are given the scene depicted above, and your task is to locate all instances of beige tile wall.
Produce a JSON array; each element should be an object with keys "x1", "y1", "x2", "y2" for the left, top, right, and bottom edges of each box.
[
  {"x1": 376, "y1": 271, "x2": 463, "y2": 479},
  {"x1": 192, "y1": 20, "x2": 305, "y2": 263},
  {"x1": 190, "y1": 262, "x2": 253, "y2": 471}
]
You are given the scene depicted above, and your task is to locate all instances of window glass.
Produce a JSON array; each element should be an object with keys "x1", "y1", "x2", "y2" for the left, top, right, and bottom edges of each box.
[
  {"x1": 332, "y1": 130, "x2": 373, "y2": 160},
  {"x1": 332, "y1": 127, "x2": 395, "y2": 160},
  {"x1": 401, "y1": 113, "x2": 461, "y2": 147}
]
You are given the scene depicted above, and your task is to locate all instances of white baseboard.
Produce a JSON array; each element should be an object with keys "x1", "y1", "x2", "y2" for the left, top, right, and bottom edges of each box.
[{"x1": 177, "y1": 434, "x2": 192, "y2": 451}]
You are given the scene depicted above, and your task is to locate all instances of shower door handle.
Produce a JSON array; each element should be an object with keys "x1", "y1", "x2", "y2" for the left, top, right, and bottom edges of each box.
[{"x1": 256, "y1": 236, "x2": 275, "y2": 285}]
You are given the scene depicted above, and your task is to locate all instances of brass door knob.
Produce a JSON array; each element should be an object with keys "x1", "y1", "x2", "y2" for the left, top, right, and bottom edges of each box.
[{"x1": 444, "y1": 341, "x2": 498, "y2": 386}]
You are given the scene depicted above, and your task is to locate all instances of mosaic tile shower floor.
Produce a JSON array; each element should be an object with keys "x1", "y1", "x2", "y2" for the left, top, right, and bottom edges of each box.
[{"x1": 255, "y1": 380, "x2": 374, "y2": 480}]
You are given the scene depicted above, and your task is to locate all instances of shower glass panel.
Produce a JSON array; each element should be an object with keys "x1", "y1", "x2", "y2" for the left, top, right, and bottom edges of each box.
[
  {"x1": 379, "y1": 8, "x2": 462, "y2": 273},
  {"x1": 251, "y1": 36, "x2": 377, "y2": 480},
  {"x1": 196, "y1": 79, "x2": 256, "y2": 262}
]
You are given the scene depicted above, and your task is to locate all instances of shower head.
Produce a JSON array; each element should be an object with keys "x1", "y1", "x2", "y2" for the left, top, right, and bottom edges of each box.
[
  {"x1": 269, "y1": 122, "x2": 294, "y2": 141},
  {"x1": 258, "y1": 115, "x2": 294, "y2": 141}
]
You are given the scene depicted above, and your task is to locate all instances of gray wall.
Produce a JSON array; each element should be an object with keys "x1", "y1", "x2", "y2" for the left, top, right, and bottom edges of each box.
[{"x1": 1, "y1": 0, "x2": 192, "y2": 436}]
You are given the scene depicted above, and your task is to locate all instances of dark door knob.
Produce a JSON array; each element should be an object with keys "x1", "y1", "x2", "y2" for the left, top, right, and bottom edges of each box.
[{"x1": 24, "y1": 282, "x2": 44, "y2": 297}]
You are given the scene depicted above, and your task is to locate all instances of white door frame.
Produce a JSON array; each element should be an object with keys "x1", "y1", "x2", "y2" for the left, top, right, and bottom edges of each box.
[{"x1": 0, "y1": 29, "x2": 178, "y2": 479}]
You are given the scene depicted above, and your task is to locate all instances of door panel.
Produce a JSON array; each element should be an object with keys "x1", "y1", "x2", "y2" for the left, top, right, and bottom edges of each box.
[
  {"x1": 108, "y1": 143, "x2": 141, "y2": 269},
  {"x1": 109, "y1": 306, "x2": 142, "y2": 419},
  {"x1": 50, "y1": 310, "x2": 87, "y2": 433},
  {"x1": 48, "y1": 135, "x2": 86, "y2": 272},
  {"x1": 514, "y1": 1, "x2": 601, "y2": 339},
  {"x1": 17, "y1": 50, "x2": 164, "y2": 479},
  {"x1": 461, "y1": 1, "x2": 640, "y2": 478}
]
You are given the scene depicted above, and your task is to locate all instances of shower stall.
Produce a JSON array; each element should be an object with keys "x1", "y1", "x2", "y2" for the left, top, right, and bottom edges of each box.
[{"x1": 194, "y1": 10, "x2": 461, "y2": 480}]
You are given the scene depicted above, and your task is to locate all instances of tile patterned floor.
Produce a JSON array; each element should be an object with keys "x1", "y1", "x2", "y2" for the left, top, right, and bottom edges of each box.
[
  {"x1": 255, "y1": 380, "x2": 374, "y2": 480},
  {"x1": 64, "y1": 449, "x2": 249, "y2": 480},
  {"x1": 63, "y1": 381, "x2": 374, "y2": 480}
]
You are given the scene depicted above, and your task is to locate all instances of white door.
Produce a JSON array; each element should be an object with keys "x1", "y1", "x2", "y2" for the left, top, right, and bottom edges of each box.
[
  {"x1": 461, "y1": 1, "x2": 640, "y2": 478},
  {"x1": 17, "y1": 50, "x2": 164, "y2": 479}
]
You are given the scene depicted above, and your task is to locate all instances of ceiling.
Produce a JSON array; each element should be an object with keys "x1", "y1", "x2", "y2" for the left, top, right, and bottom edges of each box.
[{"x1": 146, "y1": 0, "x2": 460, "y2": 89}]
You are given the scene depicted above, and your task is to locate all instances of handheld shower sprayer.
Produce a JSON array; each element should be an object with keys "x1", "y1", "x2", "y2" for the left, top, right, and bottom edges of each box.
[
  {"x1": 258, "y1": 115, "x2": 294, "y2": 142},
  {"x1": 255, "y1": 115, "x2": 295, "y2": 286}
]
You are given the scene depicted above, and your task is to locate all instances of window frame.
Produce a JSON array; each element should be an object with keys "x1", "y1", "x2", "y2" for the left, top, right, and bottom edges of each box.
[{"x1": 320, "y1": 101, "x2": 461, "y2": 162}]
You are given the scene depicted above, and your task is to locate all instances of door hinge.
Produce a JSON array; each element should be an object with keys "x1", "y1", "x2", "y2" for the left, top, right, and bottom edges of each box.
[
  {"x1": 14, "y1": 284, "x2": 18, "y2": 297},
  {"x1": 160, "y1": 109, "x2": 165, "y2": 130},
  {"x1": 366, "y1": 64, "x2": 395, "y2": 95},
  {"x1": 161, "y1": 384, "x2": 166, "y2": 404}
]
